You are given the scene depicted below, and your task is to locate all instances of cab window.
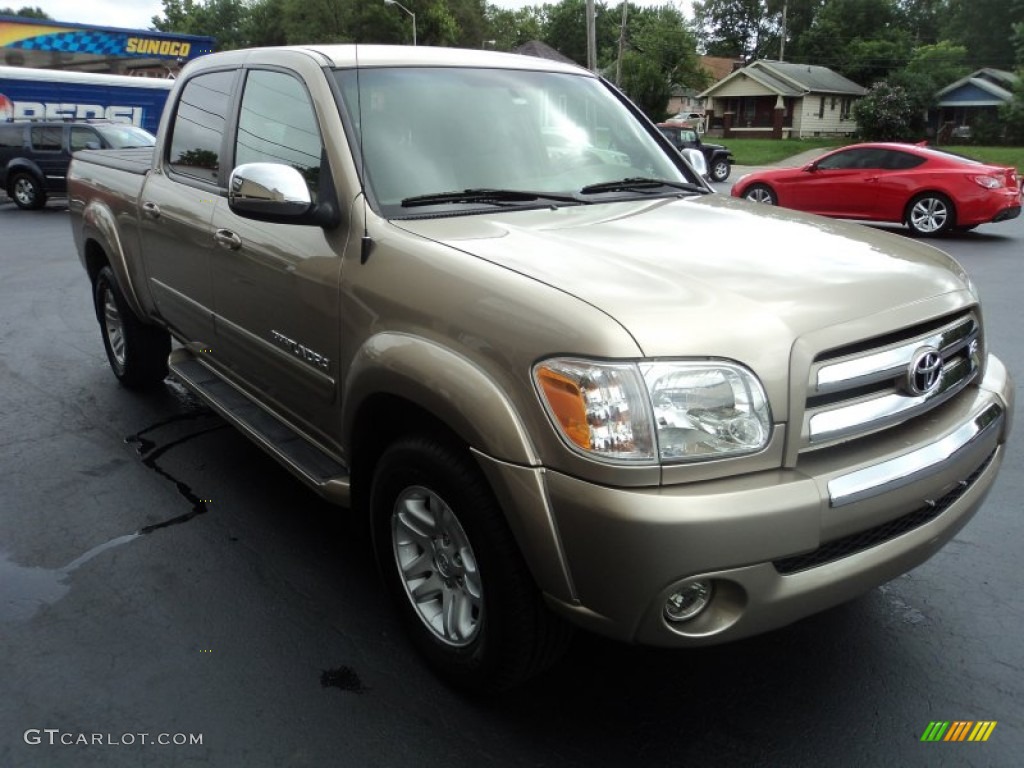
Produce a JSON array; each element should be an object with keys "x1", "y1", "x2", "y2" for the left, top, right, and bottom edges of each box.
[
  {"x1": 70, "y1": 127, "x2": 102, "y2": 151},
  {"x1": 30, "y1": 126, "x2": 62, "y2": 152},
  {"x1": 168, "y1": 70, "x2": 235, "y2": 184},
  {"x1": 234, "y1": 69, "x2": 323, "y2": 200}
]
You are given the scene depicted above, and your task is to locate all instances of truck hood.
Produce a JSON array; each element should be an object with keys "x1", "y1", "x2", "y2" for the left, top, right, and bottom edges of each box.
[{"x1": 392, "y1": 194, "x2": 971, "y2": 360}]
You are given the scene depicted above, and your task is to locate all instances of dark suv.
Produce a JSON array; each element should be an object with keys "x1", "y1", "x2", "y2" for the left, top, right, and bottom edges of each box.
[
  {"x1": 657, "y1": 123, "x2": 733, "y2": 183},
  {"x1": 1, "y1": 120, "x2": 154, "y2": 209}
]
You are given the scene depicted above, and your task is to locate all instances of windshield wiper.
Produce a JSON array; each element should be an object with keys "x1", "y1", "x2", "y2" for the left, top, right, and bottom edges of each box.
[
  {"x1": 401, "y1": 188, "x2": 584, "y2": 208},
  {"x1": 579, "y1": 177, "x2": 708, "y2": 196}
]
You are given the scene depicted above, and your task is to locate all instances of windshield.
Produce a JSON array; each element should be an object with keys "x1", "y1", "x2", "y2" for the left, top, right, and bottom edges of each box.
[
  {"x1": 94, "y1": 124, "x2": 156, "y2": 148},
  {"x1": 334, "y1": 66, "x2": 696, "y2": 215}
]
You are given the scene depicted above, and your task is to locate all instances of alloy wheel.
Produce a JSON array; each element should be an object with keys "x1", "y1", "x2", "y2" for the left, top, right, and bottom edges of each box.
[{"x1": 391, "y1": 485, "x2": 483, "y2": 647}]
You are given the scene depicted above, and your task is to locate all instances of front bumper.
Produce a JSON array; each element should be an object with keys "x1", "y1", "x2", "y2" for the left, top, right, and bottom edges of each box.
[{"x1": 536, "y1": 356, "x2": 1013, "y2": 646}]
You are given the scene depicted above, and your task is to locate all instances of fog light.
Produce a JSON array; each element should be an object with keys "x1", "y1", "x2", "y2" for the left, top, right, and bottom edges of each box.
[{"x1": 664, "y1": 581, "x2": 713, "y2": 622}]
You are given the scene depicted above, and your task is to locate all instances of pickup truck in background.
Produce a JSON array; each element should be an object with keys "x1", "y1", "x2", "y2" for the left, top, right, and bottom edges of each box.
[{"x1": 68, "y1": 45, "x2": 1013, "y2": 692}]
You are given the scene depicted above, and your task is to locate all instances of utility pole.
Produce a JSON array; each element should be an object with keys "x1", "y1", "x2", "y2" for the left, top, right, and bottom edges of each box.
[
  {"x1": 779, "y1": 1, "x2": 787, "y2": 61},
  {"x1": 616, "y1": 2, "x2": 628, "y2": 84},
  {"x1": 586, "y1": 0, "x2": 597, "y2": 72}
]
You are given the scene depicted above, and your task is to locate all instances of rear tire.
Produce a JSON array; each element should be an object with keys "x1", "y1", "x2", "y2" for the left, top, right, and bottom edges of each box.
[
  {"x1": 743, "y1": 183, "x2": 777, "y2": 205},
  {"x1": 93, "y1": 266, "x2": 170, "y2": 389},
  {"x1": 371, "y1": 435, "x2": 571, "y2": 692},
  {"x1": 906, "y1": 192, "x2": 954, "y2": 236},
  {"x1": 9, "y1": 172, "x2": 46, "y2": 210}
]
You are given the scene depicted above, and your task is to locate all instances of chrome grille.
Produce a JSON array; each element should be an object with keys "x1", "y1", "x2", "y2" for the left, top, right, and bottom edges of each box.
[{"x1": 802, "y1": 311, "x2": 981, "y2": 450}]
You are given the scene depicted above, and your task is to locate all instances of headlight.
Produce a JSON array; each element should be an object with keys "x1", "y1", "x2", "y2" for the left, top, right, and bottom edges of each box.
[{"x1": 534, "y1": 359, "x2": 771, "y2": 464}]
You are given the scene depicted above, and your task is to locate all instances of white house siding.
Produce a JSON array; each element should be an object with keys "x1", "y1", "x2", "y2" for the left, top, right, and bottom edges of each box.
[
  {"x1": 795, "y1": 94, "x2": 858, "y2": 137},
  {"x1": 711, "y1": 74, "x2": 778, "y2": 98}
]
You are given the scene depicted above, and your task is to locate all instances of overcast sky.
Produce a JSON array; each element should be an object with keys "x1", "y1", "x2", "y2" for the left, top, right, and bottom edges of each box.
[{"x1": 24, "y1": 0, "x2": 694, "y2": 33}]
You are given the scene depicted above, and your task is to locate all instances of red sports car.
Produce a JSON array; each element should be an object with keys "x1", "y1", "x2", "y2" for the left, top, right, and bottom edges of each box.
[{"x1": 731, "y1": 142, "x2": 1021, "y2": 236}]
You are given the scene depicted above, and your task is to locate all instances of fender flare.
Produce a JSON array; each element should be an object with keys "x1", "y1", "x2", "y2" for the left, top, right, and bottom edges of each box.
[
  {"x1": 4, "y1": 158, "x2": 45, "y2": 191},
  {"x1": 343, "y1": 332, "x2": 539, "y2": 466},
  {"x1": 81, "y1": 199, "x2": 149, "y2": 320}
]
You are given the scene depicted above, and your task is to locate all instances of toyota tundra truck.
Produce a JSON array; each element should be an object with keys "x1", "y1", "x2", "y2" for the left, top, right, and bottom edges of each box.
[{"x1": 68, "y1": 45, "x2": 1014, "y2": 691}]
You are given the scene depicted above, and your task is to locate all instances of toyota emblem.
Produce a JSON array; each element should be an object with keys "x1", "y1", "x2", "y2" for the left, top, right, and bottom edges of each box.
[{"x1": 907, "y1": 347, "x2": 943, "y2": 396}]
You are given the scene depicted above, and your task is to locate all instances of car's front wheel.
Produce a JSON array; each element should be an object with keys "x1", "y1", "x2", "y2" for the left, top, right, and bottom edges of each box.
[
  {"x1": 710, "y1": 158, "x2": 731, "y2": 183},
  {"x1": 93, "y1": 266, "x2": 171, "y2": 389},
  {"x1": 371, "y1": 435, "x2": 571, "y2": 692},
  {"x1": 906, "y1": 192, "x2": 954, "y2": 236},
  {"x1": 9, "y1": 172, "x2": 46, "y2": 210},
  {"x1": 743, "y1": 183, "x2": 777, "y2": 204}
]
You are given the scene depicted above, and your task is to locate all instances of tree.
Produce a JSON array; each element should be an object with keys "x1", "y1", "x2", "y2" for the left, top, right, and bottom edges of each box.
[
  {"x1": 941, "y1": 0, "x2": 1024, "y2": 70},
  {"x1": 852, "y1": 81, "x2": 914, "y2": 140},
  {"x1": 484, "y1": 4, "x2": 544, "y2": 52},
  {"x1": 153, "y1": 0, "x2": 250, "y2": 50},
  {"x1": 619, "y1": 50, "x2": 672, "y2": 120},
  {"x1": 245, "y1": 0, "x2": 288, "y2": 47},
  {"x1": 692, "y1": 0, "x2": 784, "y2": 61},
  {"x1": 998, "y1": 74, "x2": 1024, "y2": 144},
  {"x1": 543, "y1": 0, "x2": 619, "y2": 67},
  {"x1": 792, "y1": 0, "x2": 910, "y2": 83},
  {"x1": 627, "y1": 5, "x2": 708, "y2": 91},
  {"x1": 0, "y1": 5, "x2": 50, "y2": 18}
]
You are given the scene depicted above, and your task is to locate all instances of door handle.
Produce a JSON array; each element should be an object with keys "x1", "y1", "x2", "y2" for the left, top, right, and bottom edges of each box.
[
  {"x1": 214, "y1": 228, "x2": 242, "y2": 250},
  {"x1": 142, "y1": 201, "x2": 161, "y2": 219},
  {"x1": 865, "y1": 177, "x2": 879, "y2": 183}
]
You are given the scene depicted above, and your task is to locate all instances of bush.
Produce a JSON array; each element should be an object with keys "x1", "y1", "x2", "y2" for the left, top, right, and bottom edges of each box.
[{"x1": 853, "y1": 82, "x2": 914, "y2": 141}]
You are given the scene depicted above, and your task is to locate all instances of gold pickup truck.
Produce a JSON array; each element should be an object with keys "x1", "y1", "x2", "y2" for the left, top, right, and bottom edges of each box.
[{"x1": 69, "y1": 45, "x2": 1013, "y2": 691}]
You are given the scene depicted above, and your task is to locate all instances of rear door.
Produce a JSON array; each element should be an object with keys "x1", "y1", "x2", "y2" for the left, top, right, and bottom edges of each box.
[
  {"x1": 139, "y1": 69, "x2": 239, "y2": 346},
  {"x1": 28, "y1": 125, "x2": 67, "y2": 193}
]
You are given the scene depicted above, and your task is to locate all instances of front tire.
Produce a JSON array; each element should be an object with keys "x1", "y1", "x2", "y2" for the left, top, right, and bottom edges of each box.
[
  {"x1": 906, "y1": 192, "x2": 954, "y2": 236},
  {"x1": 743, "y1": 183, "x2": 777, "y2": 204},
  {"x1": 93, "y1": 266, "x2": 170, "y2": 389},
  {"x1": 9, "y1": 172, "x2": 46, "y2": 210},
  {"x1": 709, "y1": 158, "x2": 731, "y2": 183},
  {"x1": 371, "y1": 435, "x2": 571, "y2": 692}
]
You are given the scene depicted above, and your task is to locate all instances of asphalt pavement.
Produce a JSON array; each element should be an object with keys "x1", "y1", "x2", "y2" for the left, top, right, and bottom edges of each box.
[{"x1": 1, "y1": 197, "x2": 1021, "y2": 767}]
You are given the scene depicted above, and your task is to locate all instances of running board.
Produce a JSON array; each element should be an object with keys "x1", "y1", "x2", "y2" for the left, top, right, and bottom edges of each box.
[{"x1": 168, "y1": 348, "x2": 351, "y2": 506}]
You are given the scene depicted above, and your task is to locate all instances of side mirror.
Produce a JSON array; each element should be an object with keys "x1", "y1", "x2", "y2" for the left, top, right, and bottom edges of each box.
[
  {"x1": 228, "y1": 162, "x2": 339, "y2": 228},
  {"x1": 84, "y1": 141, "x2": 101, "y2": 150},
  {"x1": 803, "y1": 161, "x2": 818, "y2": 172},
  {"x1": 681, "y1": 147, "x2": 708, "y2": 179}
]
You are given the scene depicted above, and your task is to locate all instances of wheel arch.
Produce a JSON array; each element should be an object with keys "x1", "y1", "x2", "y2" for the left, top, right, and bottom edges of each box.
[
  {"x1": 903, "y1": 189, "x2": 958, "y2": 226},
  {"x1": 80, "y1": 201, "x2": 149, "y2": 320},
  {"x1": 343, "y1": 333, "x2": 577, "y2": 603},
  {"x1": 4, "y1": 158, "x2": 44, "y2": 193},
  {"x1": 343, "y1": 333, "x2": 539, "y2": 471}
]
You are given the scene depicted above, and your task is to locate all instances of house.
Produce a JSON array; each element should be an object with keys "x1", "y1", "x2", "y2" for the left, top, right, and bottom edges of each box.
[
  {"x1": 665, "y1": 56, "x2": 741, "y2": 118},
  {"x1": 933, "y1": 68, "x2": 1019, "y2": 141},
  {"x1": 699, "y1": 60, "x2": 867, "y2": 139}
]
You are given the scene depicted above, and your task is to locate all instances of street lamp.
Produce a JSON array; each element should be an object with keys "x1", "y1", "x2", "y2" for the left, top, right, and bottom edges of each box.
[{"x1": 384, "y1": 0, "x2": 417, "y2": 47}]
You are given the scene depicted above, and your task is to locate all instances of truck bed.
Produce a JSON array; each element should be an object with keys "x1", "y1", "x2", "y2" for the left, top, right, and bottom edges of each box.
[{"x1": 73, "y1": 147, "x2": 154, "y2": 176}]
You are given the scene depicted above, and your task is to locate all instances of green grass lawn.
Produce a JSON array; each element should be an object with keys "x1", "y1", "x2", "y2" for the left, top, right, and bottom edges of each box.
[
  {"x1": 934, "y1": 145, "x2": 1024, "y2": 169},
  {"x1": 719, "y1": 138, "x2": 840, "y2": 166},
  {"x1": 722, "y1": 137, "x2": 1024, "y2": 169}
]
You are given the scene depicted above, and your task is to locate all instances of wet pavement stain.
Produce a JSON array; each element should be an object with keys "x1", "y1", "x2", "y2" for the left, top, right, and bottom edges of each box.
[
  {"x1": 0, "y1": 414, "x2": 229, "y2": 622},
  {"x1": 320, "y1": 666, "x2": 367, "y2": 694},
  {"x1": 126, "y1": 414, "x2": 229, "y2": 532}
]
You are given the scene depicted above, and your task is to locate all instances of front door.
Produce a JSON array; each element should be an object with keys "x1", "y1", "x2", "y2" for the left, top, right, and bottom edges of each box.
[{"x1": 209, "y1": 67, "x2": 348, "y2": 449}]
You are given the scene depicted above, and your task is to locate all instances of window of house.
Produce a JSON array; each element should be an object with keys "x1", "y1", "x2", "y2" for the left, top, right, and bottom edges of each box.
[{"x1": 818, "y1": 97, "x2": 825, "y2": 119}]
